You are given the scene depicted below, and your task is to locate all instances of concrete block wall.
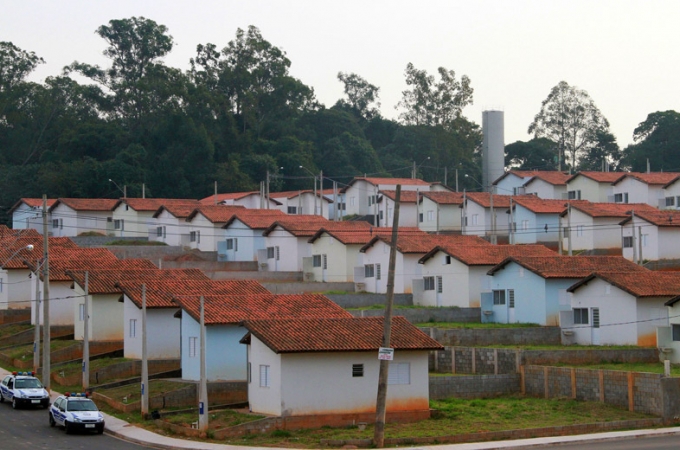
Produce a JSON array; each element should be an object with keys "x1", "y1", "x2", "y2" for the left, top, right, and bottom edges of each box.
[
  {"x1": 428, "y1": 327, "x2": 560, "y2": 347},
  {"x1": 351, "y1": 307, "x2": 480, "y2": 324},
  {"x1": 429, "y1": 374, "x2": 520, "y2": 400}
]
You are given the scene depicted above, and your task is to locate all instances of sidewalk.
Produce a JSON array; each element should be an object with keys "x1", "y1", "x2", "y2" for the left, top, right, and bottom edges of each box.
[{"x1": 3, "y1": 367, "x2": 680, "y2": 449}]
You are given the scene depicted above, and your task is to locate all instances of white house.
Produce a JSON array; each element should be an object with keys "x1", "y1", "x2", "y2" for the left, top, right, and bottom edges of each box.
[
  {"x1": 661, "y1": 177, "x2": 680, "y2": 210},
  {"x1": 559, "y1": 202, "x2": 657, "y2": 253},
  {"x1": 109, "y1": 198, "x2": 199, "y2": 238},
  {"x1": 270, "y1": 190, "x2": 332, "y2": 218},
  {"x1": 48, "y1": 198, "x2": 119, "y2": 237},
  {"x1": 567, "y1": 271, "x2": 679, "y2": 346},
  {"x1": 9, "y1": 198, "x2": 56, "y2": 232},
  {"x1": 521, "y1": 172, "x2": 571, "y2": 200},
  {"x1": 377, "y1": 190, "x2": 420, "y2": 228},
  {"x1": 241, "y1": 316, "x2": 442, "y2": 422},
  {"x1": 116, "y1": 278, "x2": 269, "y2": 360},
  {"x1": 611, "y1": 172, "x2": 680, "y2": 207},
  {"x1": 220, "y1": 210, "x2": 287, "y2": 262},
  {"x1": 418, "y1": 191, "x2": 464, "y2": 233},
  {"x1": 260, "y1": 216, "x2": 330, "y2": 272},
  {"x1": 462, "y1": 192, "x2": 529, "y2": 240},
  {"x1": 174, "y1": 293, "x2": 352, "y2": 382},
  {"x1": 619, "y1": 209, "x2": 680, "y2": 262},
  {"x1": 151, "y1": 204, "x2": 200, "y2": 246},
  {"x1": 341, "y1": 177, "x2": 432, "y2": 219},
  {"x1": 511, "y1": 197, "x2": 579, "y2": 246},
  {"x1": 493, "y1": 170, "x2": 562, "y2": 196},
  {"x1": 185, "y1": 205, "x2": 247, "y2": 252},
  {"x1": 200, "y1": 191, "x2": 279, "y2": 209},
  {"x1": 565, "y1": 172, "x2": 622, "y2": 202},
  {"x1": 417, "y1": 244, "x2": 555, "y2": 308}
]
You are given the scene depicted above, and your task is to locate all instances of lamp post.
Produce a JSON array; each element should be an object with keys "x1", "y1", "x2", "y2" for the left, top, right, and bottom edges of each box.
[
  {"x1": 0, "y1": 244, "x2": 34, "y2": 268},
  {"x1": 412, "y1": 157, "x2": 430, "y2": 179},
  {"x1": 108, "y1": 179, "x2": 127, "y2": 198}
]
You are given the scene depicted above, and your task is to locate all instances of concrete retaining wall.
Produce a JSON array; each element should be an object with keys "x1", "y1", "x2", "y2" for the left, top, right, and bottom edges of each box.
[
  {"x1": 326, "y1": 293, "x2": 414, "y2": 308},
  {"x1": 0, "y1": 309, "x2": 31, "y2": 324},
  {"x1": 429, "y1": 374, "x2": 520, "y2": 399},
  {"x1": 53, "y1": 359, "x2": 180, "y2": 386},
  {"x1": 350, "y1": 308, "x2": 480, "y2": 324},
  {"x1": 425, "y1": 326, "x2": 560, "y2": 347}
]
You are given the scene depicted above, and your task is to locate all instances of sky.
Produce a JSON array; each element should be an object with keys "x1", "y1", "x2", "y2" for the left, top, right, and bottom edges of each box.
[{"x1": 2, "y1": 0, "x2": 679, "y2": 148}]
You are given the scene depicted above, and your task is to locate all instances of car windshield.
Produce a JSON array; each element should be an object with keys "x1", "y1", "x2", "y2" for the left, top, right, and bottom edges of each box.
[
  {"x1": 67, "y1": 400, "x2": 98, "y2": 411},
  {"x1": 14, "y1": 378, "x2": 43, "y2": 389}
]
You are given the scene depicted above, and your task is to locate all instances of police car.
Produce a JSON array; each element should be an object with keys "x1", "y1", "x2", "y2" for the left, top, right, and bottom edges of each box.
[
  {"x1": 0, "y1": 371, "x2": 50, "y2": 409},
  {"x1": 49, "y1": 392, "x2": 105, "y2": 434}
]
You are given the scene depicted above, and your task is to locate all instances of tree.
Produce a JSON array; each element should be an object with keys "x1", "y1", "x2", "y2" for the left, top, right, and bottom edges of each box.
[
  {"x1": 528, "y1": 81, "x2": 610, "y2": 171},
  {"x1": 396, "y1": 63, "x2": 473, "y2": 129},
  {"x1": 0, "y1": 41, "x2": 44, "y2": 95},
  {"x1": 578, "y1": 130, "x2": 621, "y2": 171},
  {"x1": 334, "y1": 72, "x2": 381, "y2": 120},
  {"x1": 620, "y1": 111, "x2": 680, "y2": 172},
  {"x1": 505, "y1": 138, "x2": 557, "y2": 170}
]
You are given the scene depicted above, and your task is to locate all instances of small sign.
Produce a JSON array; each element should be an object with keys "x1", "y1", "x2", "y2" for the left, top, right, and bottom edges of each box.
[
  {"x1": 378, "y1": 347, "x2": 394, "y2": 361},
  {"x1": 199, "y1": 401, "x2": 205, "y2": 415}
]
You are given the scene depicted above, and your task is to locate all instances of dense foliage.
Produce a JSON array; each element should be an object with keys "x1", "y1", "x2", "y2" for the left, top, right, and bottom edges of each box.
[{"x1": 0, "y1": 18, "x2": 483, "y2": 225}]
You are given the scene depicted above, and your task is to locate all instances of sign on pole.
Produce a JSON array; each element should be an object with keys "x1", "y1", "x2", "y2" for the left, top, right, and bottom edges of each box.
[{"x1": 378, "y1": 347, "x2": 394, "y2": 361}]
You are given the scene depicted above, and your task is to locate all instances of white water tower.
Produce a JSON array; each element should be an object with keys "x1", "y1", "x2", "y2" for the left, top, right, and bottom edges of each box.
[{"x1": 482, "y1": 110, "x2": 505, "y2": 192}]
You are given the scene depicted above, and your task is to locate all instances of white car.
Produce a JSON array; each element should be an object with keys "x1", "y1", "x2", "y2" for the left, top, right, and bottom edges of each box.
[
  {"x1": 0, "y1": 371, "x2": 50, "y2": 409},
  {"x1": 49, "y1": 393, "x2": 105, "y2": 434}
]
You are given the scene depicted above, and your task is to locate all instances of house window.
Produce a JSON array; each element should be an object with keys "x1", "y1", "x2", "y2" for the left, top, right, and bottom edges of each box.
[
  {"x1": 573, "y1": 308, "x2": 589, "y2": 325},
  {"x1": 576, "y1": 225, "x2": 583, "y2": 237},
  {"x1": 521, "y1": 220, "x2": 529, "y2": 231},
  {"x1": 471, "y1": 214, "x2": 479, "y2": 225},
  {"x1": 267, "y1": 247, "x2": 275, "y2": 259},
  {"x1": 666, "y1": 197, "x2": 675, "y2": 207},
  {"x1": 388, "y1": 207, "x2": 393, "y2": 219},
  {"x1": 508, "y1": 289, "x2": 515, "y2": 308},
  {"x1": 427, "y1": 210, "x2": 435, "y2": 221},
  {"x1": 352, "y1": 364, "x2": 364, "y2": 377},
  {"x1": 189, "y1": 336, "x2": 198, "y2": 357},
  {"x1": 78, "y1": 303, "x2": 84, "y2": 321},
  {"x1": 52, "y1": 219, "x2": 63, "y2": 229},
  {"x1": 379, "y1": 210, "x2": 384, "y2": 220},
  {"x1": 614, "y1": 193, "x2": 629, "y2": 203},
  {"x1": 388, "y1": 362, "x2": 410, "y2": 385},
  {"x1": 436, "y1": 276, "x2": 443, "y2": 293},
  {"x1": 338, "y1": 202, "x2": 346, "y2": 211},
  {"x1": 226, "y1": 239, "x2": 234, "y2": 250},
  {"x1": 323, "y1": 254, "x2": 328, "y2": 270},
  {"x1": 376, "y1": 263, "x2": 381, "y2": 280},
  {"x1": 114, "y1": 219, "x2": 123, "y2": 230},
  {"x1": 368, "y1": 195, "x2": 377, "y2": 206},
  {"x1": 365, "y1": 264, "x2": 375, "y2": 278},
  {"x1": 313, "y1": 255, "x2": 322, "y2": 267},
  {"x1": 156, "y1": 226, "x2": 164, "y2": 237},
  {"x1": 568, "y1": 190, "x2": 581, "y2": 200},
  {"x1": 259, "y1": 365, "x2": 270, "y2": 387},
  {"x1": 672, "y1": 324, "x2": 680, "y2": 341},
  {"x1": 444, "y1": 255, "x2": 451, "y2": 265},
  {"x1": 423, "y1": 276, "x2": 435, "y2": 291},
  {"x1": 190, "y1": 231, "x2": 200, "y2": 243},
  {"x1": 622, "y1": 236, "x2": 634, "y2": 248},
  {"x1": 276, "y1": 246, "x2": 280, "y2": 261},
  {"x1": 129, "y1": 319, "x2": 137, "y2": 338},
  {"x1": 641, "y1": 234, "x2": 648, "y2": 247},
  {"x1": 287, "y1": 206, "x2": 297, "y2": 214},
  {"x1": 419, "y1": 213, "x2": 423, "y2": 223},
  {"x1": 676, "y1": 197, "x2": 680, "y2": 208},
  {"x1": 493, "y1": 290, "x2": 505, "y2": 305}
]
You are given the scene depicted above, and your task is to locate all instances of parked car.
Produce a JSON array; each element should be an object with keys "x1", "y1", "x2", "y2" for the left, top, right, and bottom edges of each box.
[
  {"x1": 49, "y1": 392, "x2": 105, "y2": 434},
  {"x1": 0, "y1": 371, "x2": 50, "y2": 409}
]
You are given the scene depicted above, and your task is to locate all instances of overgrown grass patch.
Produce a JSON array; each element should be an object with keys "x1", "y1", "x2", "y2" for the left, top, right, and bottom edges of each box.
[
  {"x1": 6, "y1": 339, "x2": 75, "y2": 360},
  {"x1": 418, "y1": 322, "x2": 539, "y2": 329},
  {"x1": 56, "y1": 357, "x2": 132, "y2": 377},
  {"x1": 553, "y1": 361, "x2": 680, "y2": 376},
  {"x1": 0, "y1": 322, "x2": 33, "y2": 339},
  {"x1": 96, "y1": 379, "x2": 192, "y2": 404}
]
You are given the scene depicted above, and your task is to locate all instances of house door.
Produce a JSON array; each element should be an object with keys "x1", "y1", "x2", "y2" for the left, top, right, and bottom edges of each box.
[
  {"x1": 508, "y1": 289, "x2": 515, "y2": 323},
  {"x1": 436, "y1": 276, "x2": 443, "y2": 307},
  {"x1": 591, "y1": 308, "x2": 600, "y2": 345}
]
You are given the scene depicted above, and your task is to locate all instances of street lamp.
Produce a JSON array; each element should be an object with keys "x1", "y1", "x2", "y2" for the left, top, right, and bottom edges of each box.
[
  {"x1": 0, "y1": 244, "x2": 34, "y2": 268},
  {"x1": 412, "y1": 157, "x2": 430, "y2": 179},
  {"x1": 109, "y1": 179, "x2": 127, "y2": 198}
]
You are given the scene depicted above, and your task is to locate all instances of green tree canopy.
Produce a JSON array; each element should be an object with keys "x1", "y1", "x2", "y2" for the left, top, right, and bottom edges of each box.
[{"x1": 620, "y1": 111, "x2": 680, "y2": 172}]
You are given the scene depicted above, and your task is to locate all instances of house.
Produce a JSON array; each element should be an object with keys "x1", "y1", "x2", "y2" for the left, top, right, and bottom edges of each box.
[
  {"x1": 493, "y1": 170, "x2": 564, "y2": 196},
  {"x1": 151, "y1": 204, "x2": 200, "y2": 246},
  {"x1": 200, "y1": 191, "x2": 279, "y2": 209},
  {"x1": 48, "y1": 198, "x2": 119, "y2": 237},
  {"x1": 9, "y1": 198, "x2": 56, "y2": 232},
  {"x1": 565, "y1": 172, "x2": 623, "y2": 202},
  {"x1": 306, "y1": 226, "x2": 423, "y2": 283},
  {"x1": 462, "y1": 193, "x2": 534, "y2": 240},
  {"x1": 417, "y1": 244, "x2": 555, "y2": 308},
  {"x1": 611, "y1": 172, "x2": 680, "y2": 207},
  {"x1": 116, "y1": 278, "x2": 269, "y2": 360},
  {"x1": 270, "y1": 190, "x2": 333, "y2": 218},
  {"x1": 359, "y1": 234, "x2": 489, "y2": 294},
  {"x1": 660, "y1": 176, "x2": 680, "y2": 210},
  {"x1": 566, "y1": 271, "x2": 679, "y2": 346},
  {"x1": 109, "y1": 198, "x2": 199, "y2": 238},
  {"x1": 521, "y1": 171, "x2": 571, "y2": 199},
  {"x1": 377, "y1": 190, "x2": 420, "y2": 228},
  {"x1": 511, "y1": 197, "x2": 583, "y2": 246},
  {"x1": 185, "y1": 205, "x2": 247, "y2": 252},
  {"x1": 484, "y1": 255, "x2": 647, "y2": 326},
  {"x1": 418, "y1": 191, "x2": 465, "y2": 233},
  {"x1": 619, "y1": 209, "x2": 680, "y2": 262},
  {"x1": 220, "y1": 210, "x2": 287, "y2": 262},
  {"x1": 67, "y1": 267, "x2": 208, "y2": 342},
  {"x1": 559, "y1": 202, "x2": 657, "y2": 253},
  {"x1": 660, "y1": 293, "x2": 680, "y2": 363},
  {"x1": 173, "y1": 293, "x2": 352, "y2": 381},
  {"x1": 241, "y1": 316, "x2": 442, "y2": 422},
  {"x1": 341, "y1": 177, "x2": 432, "y2": 221},
  {"x1": 260, "y1": 216, "x2": 333, "y2": 272}
]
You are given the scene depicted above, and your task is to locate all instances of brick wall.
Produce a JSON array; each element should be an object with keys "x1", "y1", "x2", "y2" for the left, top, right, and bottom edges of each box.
[
  {"x1": 429, "y1": 374, "x2": 520, "y2": 400},
  {"x1": 0, "y1": 310, "x2": 31, "y2": 325}
]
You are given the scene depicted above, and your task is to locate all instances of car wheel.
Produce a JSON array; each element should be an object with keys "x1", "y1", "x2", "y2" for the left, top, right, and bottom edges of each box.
[
  {"x1": 11, "y1": 398, "x2": 17, "y2": 409},
  {"x1": 97, "y1": 427, "x2": 104, "y2": 435},
  {"x1": 64, "y1": 421, "x2": 72, "y2": 434},
  {"x1": 0, "y1": 392, "x2": 4, "y2": 403},
  {"x1": 49, "y1": 413, "x2": 56, "y2": 427}
]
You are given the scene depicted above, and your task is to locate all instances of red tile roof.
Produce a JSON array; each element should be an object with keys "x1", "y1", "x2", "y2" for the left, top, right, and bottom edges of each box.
[
  {"x1": 119, "y1": 198, "x2": 199, "y2": 212},
  {"x1": 222, "y1": 209, "x2": 288, "y2": 230},
  {"x1": 565, "y1": 202, "x2": 657, "y2": 218},
  {"x1": 420, "y1": 191, "x2": 465, "y2": 206},
  {"x1": 67, "y1": 267, "x2": 208, "y2": 294},
  {"x1": 174, "y1": 293, "x2": 352, "y2": 325},
  {"x1": 241, "y1": 316, "x2": 443, "y2": 353},
  {"x1": 117, "y1": 279, "x2": 270, "y2": 308},
  {"x1": 26, "y1": 248, "x2": 121, "y2": 280},
  {"x1": 512, "y1": 197, "x2": 586, "y2": 214},
  {"x1": 0, "y1": 235, "x2": 78, "y2": 269},
  {"x1": 419, "y1": 244, "x2": 556, "y2": 265},
  {"x1": 619, "y1": 209, "x2": 680, "y2": 227},
  {"x1": 567, "y1": 171, "x2": 630, "y2": 184},
  {"x1": 8, "y1": 198, "x2": 57, "y2": 214},
  {"x1": 49, "y1": 198, "x2": 119, "y2": 212},
  {"x1": 612, "y1": 172, "x2": 680, "y2": 186},
  {"x1": 523, "y1": 171, "x2": 571, "y2": 187},
  {"x1": 379, "y1": 190, "x2": 421, "y2": 203},
  {"x1": 152, "y1": 204, "x2": 201, "y2": 219},
  {"x1": 569, "y1": 271, "x2": 680, "y2": 298},
  {"x1": 488, "y1": 255, "x2": 648, "y2": 278},
  {"x1": 493, "y1": 170, "x2": 565, "y2": 185},
  {"x1": 270, "y1": 190, "x2": 333, "y2": 202},
  {"x1": 361, "y1": 233, "x2": 490, "y2": 254},
  {"x1": 262, "y1": 216, "x2": 334, "y2": 237},
  {"x1": 308, "y1": 227, "x2": 425, "y2": 245},
  {"x1": 185, "y1": 205, "x2": 247, "y2": 223},
  {"x1": 465, "y1": 193, "x2": 537, "y2": 208},
  {"x1": 199, "y1": 192, "x2": 261, "y2": 205}
]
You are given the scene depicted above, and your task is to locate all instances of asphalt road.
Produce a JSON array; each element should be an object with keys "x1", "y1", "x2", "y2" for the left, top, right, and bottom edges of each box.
[
  {"x1": 551, "y1": 435, "x2": 680, "y2": 449},
  {"x1": 0, "y1": 399, "x2": 148, "y2": 450}
]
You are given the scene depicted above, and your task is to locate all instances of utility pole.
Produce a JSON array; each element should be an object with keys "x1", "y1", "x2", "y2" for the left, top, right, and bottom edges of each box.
[
  {"x1": 631, "y1": 210, "x2": 638, "y2": 264},
  {"x1": 509, "y1": 197, "x2": 514, "y2": 245},
  {"x1": 141, "y1": 284, "x2": 149, "y2": 416},
  {"x1": 638, "y1": 225, "x2": 643, "y2": 265},
  {"x1": 489, "y1": 190, "x2": 496, "y2": 245},
  {"x1": 82, "y1": 272, "x2": 89, "y2": 390},
  {"x1": 41, "y1": 195, "x2": 50, "y2": 392},
  {"x1": 373, "y1": 185, "x2": 401, "y2": 448},
  {"x1": 455, "y1": 169, "x2": 459, "y2": 192},
  {"x1": 411, "y1": 161, "x2": 416, "y2": 179},
  {"x1": 567, "y1": 202, "x2": 573, "y2": 256},
  {"x1": 214, "y1": 181, "x2": 218, "y2": 205},
  {"x1": 198, "y1": 296, "x2": 209, "y2": 431},
  {"x1": 266, "y1": 171, "x2": 271, "y2": 209},
  {"x1": 313, "y1": 173, "x2": 317, "y2": 216},
  {"x1": 33, "y1": 260, "x2": 40, "y2": 374},
  {"x1": 319, "y1": 170, "x2": 323, "y2": 216}
]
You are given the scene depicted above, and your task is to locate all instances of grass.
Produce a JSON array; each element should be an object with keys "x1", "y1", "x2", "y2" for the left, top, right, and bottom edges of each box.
[
  {"x1": 417, "y1": 322, "x2": 540, "y2": 329},
  {"x1": 0, "y1": 322, "x2": 33, "y2": 339},
  {"x1": 5, "y1": 339, "x2": 75, "y2": 360},
  {"x1": 56, "y1": 357, "x2": 132, "y2": 377},
  {"x1": 96, "y1": 379, "x2": 192, "y2": 404},
  {"x1": 163, "y1": 408, "x2": 265, "y2": 429}
]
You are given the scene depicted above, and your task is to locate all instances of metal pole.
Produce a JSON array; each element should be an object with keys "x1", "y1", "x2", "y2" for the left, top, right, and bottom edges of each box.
[
  {"x1": 82, "y1": 271, "x2": 89, "y2": 390},
  {"x1": 490, "y1": 190, "x2": 496, "y2": 245},
  {"x1": 373, "y1": 185, "x2": 401, "y2": 448},
  {"x1": 33, "y1": 260, "x2": 40, "y2": 374},
  {"x1": 313, "y1": 175, "x2": 317, "y2": 216},
  {"x1": 123, "y1": 185, "x2": 127, "y2": 199},
  {"x1": 41, "y1": 195, "x2": 50, "y2": 392},
  {"x1": 567, "y1": 203, "x2": 573, "y2": 256},
  {"x1": 509, "y1": 197, "x2": 514, "y2": 245},
  {"x1": 214, "y1": 181, "x2": 217, "y2": 205},
  {"x1": 319, "y1": 171, "x2": 323, "y2": 216},
  {"x1": 198, "y1": 296, "x2": 209, "y2": 431},
  {"x1": 266, "y1": 171, "x2": 270, "y2": 210},
  {"x1": 141, "y1": 284, "x2": 149, "y2": 416},
  {"x1": 638, "y1": 226, "x2": 643, "y2": 265},
  {"x1": 455, "y1": 169, "x2": 459, "y2": 192},
  {"x1": 444, "y1": 167, "x2": 447, "y2": 187},
  {"x1": 631, "y1": 210, "x2": 638, "y2": 264}
]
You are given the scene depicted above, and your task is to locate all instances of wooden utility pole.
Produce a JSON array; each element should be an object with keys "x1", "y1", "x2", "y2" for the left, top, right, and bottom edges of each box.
[
  {"x1": 82, "y1": 272, "x2": 89, "y2": 390},
  {"x1": 41, "y1": 194, "x2": 50, "y2": 392},
  {"x1": 198, "y1": 296, "x2": 209, "y2": 431},
  {"x1": 373, "y1": 185, "x2": 401, "y2": 448}
]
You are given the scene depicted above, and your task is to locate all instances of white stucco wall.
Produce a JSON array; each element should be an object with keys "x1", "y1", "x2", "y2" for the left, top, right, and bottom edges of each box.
[
  {"x1": 123, "y1": 297, "x2": 181, "y2": 360},
  {"x1": 151, "y1": 210, "x2": 186, "y2": 246},
  {"x1": 73, "y1": 284, "x2": 123, "y2": 341},
  {"x1": 495, "y1": 174, "x2": 525, "y2": 196},
  {"x1": 33, "y1": 280, "x2": 76, "y2": 326},
  {"x1": 361, "y1": 242, "x2": 418, "y2": 293},
  {"x1": 310, "y1": 235, "x2": 361, "y2": 282},
  {"x1": 566, "y1": 177, "x2": 612, "y2": 203},
  {"x1": 418, "y1": 254, "x2": 474, "y2": 307},
  {"x1": 12, "y1": 203, "x2": 45, "y2": 232},
  {"x1": 418, "y1": 199, "x2": 461, "y2": 233},
  {"x1": 187, "y1": 213, "x2": 223, "y2": 252},
  {"x1": 224, "y1": 221, "x2": 264, "y2": 262},
  {"x1": 621, "y1": 217, "x2": 661, "y2": 261},
  {"x1": 0, "y1": 268, "x2": 33, "y2": 310},
  {"x1": 524, "y1": 178, "x2": 564, "y2": 200},
  {"x1": 265, "y1": 231, "x2": 311, "y2": 272},
  {"x1": 110, "y1": 203, "x2": 153, "y2": 237},
  {"x1": 612, "y1": 178, "x2": 663, "y2": 207}
]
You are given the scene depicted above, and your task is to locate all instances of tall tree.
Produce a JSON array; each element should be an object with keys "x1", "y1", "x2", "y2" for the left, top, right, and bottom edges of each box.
[
  {"x1": 620, "y1": 111, "x2": 680, "y2": 172},
  {"x1": 396, "y1": 62, "x2": 473, "y2": 130},
  {"x1": 335, "y1": 72, "x2": 381, "y2": 121},
  {"x1": 505, "y1": 138, "x2": 557, "y2": 170},
  {"x1": 528, "y1": 81, "x2": 610, "y2": 171},
  {"x1": 578, "y1": 130, "x2": 621, "y2": 171}
]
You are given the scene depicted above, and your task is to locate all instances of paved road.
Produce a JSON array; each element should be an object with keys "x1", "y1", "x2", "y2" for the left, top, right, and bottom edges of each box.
[
  {"x1": 548, "y1": 435, "x2": 680, "y2": 449},
  {"x1": 0, "y1": 399, "x2": 148, "y2": 450}
]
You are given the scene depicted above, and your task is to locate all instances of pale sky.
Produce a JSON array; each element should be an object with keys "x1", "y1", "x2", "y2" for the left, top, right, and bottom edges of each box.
[{"x1": 2, "y1": 0, "x2": 679, "y2": 148}]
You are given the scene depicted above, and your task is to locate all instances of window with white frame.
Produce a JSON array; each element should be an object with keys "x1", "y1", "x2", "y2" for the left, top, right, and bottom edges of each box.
[
  {"x1": 276, "y1": 246, "x2": 280, "y2": 260},
  {"x1": 521, "y1": 220, "x2": 529, "y2": 230},
  {"x1": 568, "y1": 190, "x2": 581, "y2": 200},
  {"x1": 189, "y1": 231, "x2": 200, "y2": 243},
  {"x1": 614, "y1": 193, "x2": 629, "y2": 203},
  {"x1": 673, "y1": 324, "x2": 680, "y2": 341},
  {"x1": 622, "y1": 236, "x2": 633, "y2": 248},
  {"x1": 313, "y1": 255, "x2": 322, "y2": 267},
  {"x1": 189, "y1": 336, "x2": 198, "y2": 357},
  {"x1": 576, "y1": 225, "x2": 583, "y2": 237},
  {"x1": 376, "y1": 263, "x2": 381, "y2": 280},
  {"x1": 267, "y1": 247, "x2": 275, "y2": 259},
  {"x1": 419, "y1": 213, "x2": 424, "y2": 223},
  {"x1": 666, "y1": 197, "x2": 675, "y2": 207},
  {"x1": 427, "y1": 210, "x2": 435, "y2": 221},
  {"x1": 323, "y1": 254, "x2": 328, "y2": 270},
  {"x1": 471, "y1": 214, "x2": 479, "y2": 225},
  {"x1": 508, "y1": 289, "x2": 515, "y2": 308},
  {"x1": 493, "y1": 289, "x2": 505, "y2": 305},
  {"x1": 226, "y1": 238, "x2": 236, "y2": 250},
  {"x1": 52, "y1": 218, "x2": 63, "y2": 229},
  {"x1": 573, "y1": 308, "x2": 589, "y2": 325},
  {"x1": 78, "y1": 303, "x2": 84, "y2": 321},
  {"x1": 423, "y1": 276, "x2": 435, "y2": 291},
  {"x1": 129, "y1": 319, "x2": 137, "y2": 338},
  {"x1": 444, "y1": 255, "x2": 452, "y2": 265},
  {"x1": 365, "y1": 264, "x2": 375, "y2": 278},
  {"x1": 436, "y1": 276, "x2": 443, "y2": 293},
  {"x1": 114, "y1": 219, "x2": 123, "y2": 230},
  {"x1": 259, "y1": 365, "x2": 271, "y2": 387},
  {"x1": 287, "y1": 206, "x2": 297, "y2": 214},
  {"x1": 641, "y1": 234, "x2": 648, "y2": 247},
  {"x1": 388, "y1": 362, "x2": 410, "y2": 385}
]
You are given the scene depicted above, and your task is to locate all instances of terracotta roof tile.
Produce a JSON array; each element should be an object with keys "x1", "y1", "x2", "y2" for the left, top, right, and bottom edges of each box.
[
  {"x1": 569, "y1": 271, "x2": 680, "y2": 298},
  {"x1": 420, "y1": 191, "x2": 465, "y2": 205},
  {"x1": 620, "y1": 209, "x2": 680, "y2": 227},
  {"x1": 493, "y1": 170, "x2": 566, "y2": 185},
  {"x1": 613, "y1": 172, "x2": 680, "y2": 186},
  {"x1": 120, "y1": 198, "x2": 199, "y2": 211},
  {"x1": 26, "y1": 248, "x2": 120, "y2": 280},
  {"x1": 523, "y1": 171, "x2": 571, "y2": 186},
  {"x1": 309, "y1": 227, "x2": 425, "y2": 245},
  {"x1": 465, "y1": 193, "x2": 536, "y2": 208},
  {"x1": 362, "y1": 233, "x2": 489, "y2": 254},
  {"x1": 262, "y1": 216, "x2": 334, "y2": 237},
  {"x1": 379, "y1": 190, "x2": 421, "y2": 203},
  {"x1": 222, "y1": 210, "x2": 288, "y2": 230},
  {"x1": 186, "y1": 205, "x2": 247, "y2": 223},
  {"x1": 8, "y1": 198, "x2": 57, "y2": 214},
  {"x1": 0, "y1": 236, "x2": 78, "y2": 269},
  {"x1": 49, "y1": 198, "x2": 119, "y2": 212},
  {"x1": 566, "y1": 202, "x2": 657, "y2": 218},
  {"x1": 241, "y1": 316, "x2": 443, "y2": 353},
  {"x1": 567, "y1": 171, "x2": 630, "y2": 184},
  {"x1": 341, "y1": 177, "x2": 431, "y2": 193},
  {"x1": 117, "y1": 279, "x2": 270, "y2": 308},
  {"x1": 174, "y1": 293, "x2": 352, "y2": 325},
  {"x1": 488, "y1": 255, "x2": 647, "y2": 278},
  {"x1": 512, "y1": 197, "x2": 588, "y2": 214},
  {"x1": 270, "y1": 190, "x2": 332, "y2": 201},
  {"x1": 152, "y1": 204, "x2": 201, "y2": 219},
  {"x1": 67, "y1": 267, "x2": 208, "y2": 294},
  {"x1": 199, "y1": 192, "x2": 260, "y2": 205},
  {"x1": 420, "y1": 244, "x2": 556, "y2": 265}
]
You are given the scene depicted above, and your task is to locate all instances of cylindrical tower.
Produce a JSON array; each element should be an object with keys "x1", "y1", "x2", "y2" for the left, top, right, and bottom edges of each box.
[{"x1": 482, "y1": 110, "x2": 505, "y2": 192}]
